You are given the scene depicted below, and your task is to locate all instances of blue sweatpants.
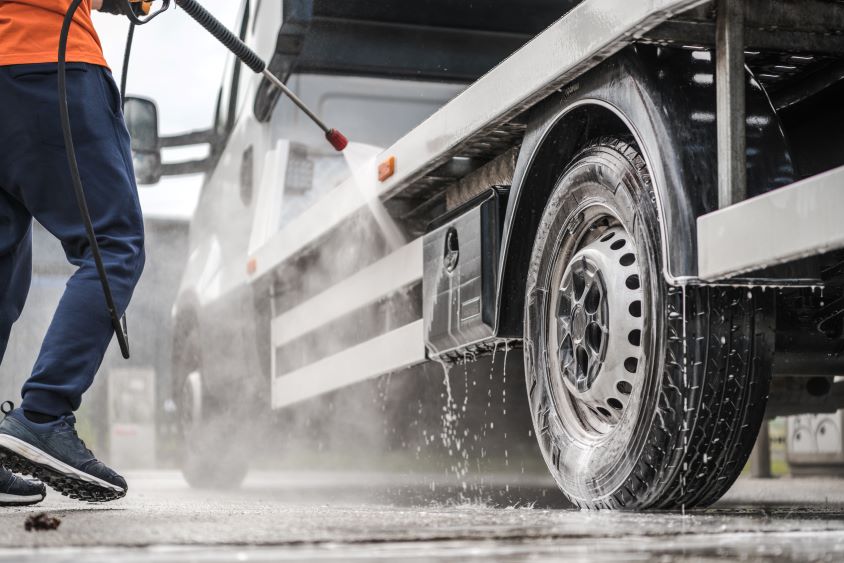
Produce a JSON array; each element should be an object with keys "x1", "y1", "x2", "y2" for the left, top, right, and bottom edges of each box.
[{"x1": 0, "y1": 63, "x2": 145, "y2": 417}]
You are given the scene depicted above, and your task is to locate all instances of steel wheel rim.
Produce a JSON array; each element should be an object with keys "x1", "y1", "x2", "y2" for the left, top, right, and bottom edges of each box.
[{"x1": 547, "y1": 217, "x2": 646, "y2": 441}]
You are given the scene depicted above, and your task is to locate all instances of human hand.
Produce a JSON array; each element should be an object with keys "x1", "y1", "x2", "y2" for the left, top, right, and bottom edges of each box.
[{"x1": 96, "y1": 0, "x2": 125, "y2": 15}]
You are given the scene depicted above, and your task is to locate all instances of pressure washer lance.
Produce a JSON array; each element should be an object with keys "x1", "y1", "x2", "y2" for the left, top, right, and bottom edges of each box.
[
  {"x1": 57, "y1": 0, "x2": 349, "y2": 360},
  {"x1": 171, "y1": 0, "x2": 348, "y2": 151}
]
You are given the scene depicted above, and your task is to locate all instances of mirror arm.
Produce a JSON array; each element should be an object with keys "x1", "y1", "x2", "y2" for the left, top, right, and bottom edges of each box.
[
  {"x1": 160, "y1": 159, "x2": 213, "y2": 176},
  {"x1": 160, "y1": 128, "x2": 217, "y2": 148}
]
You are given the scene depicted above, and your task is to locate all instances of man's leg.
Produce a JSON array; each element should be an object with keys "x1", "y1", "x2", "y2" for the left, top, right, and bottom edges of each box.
[
  {"x1": 0, "y1": 90, "x2": 49, "y2": 509},
  {"x1": 0, "y1": 63, "x2": 142, "y2": 501},
  {"x1": 3, "y1": 64, "x2": 145, "y2": 417},
  {"x1": 0, "y1": 191, "x2": 32, "y2": 364}
]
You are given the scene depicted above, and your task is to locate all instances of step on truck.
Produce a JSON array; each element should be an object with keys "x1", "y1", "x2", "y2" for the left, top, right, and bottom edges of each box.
[{"x1": 125, "y1": 0, "x2": 844, "y2": 508}]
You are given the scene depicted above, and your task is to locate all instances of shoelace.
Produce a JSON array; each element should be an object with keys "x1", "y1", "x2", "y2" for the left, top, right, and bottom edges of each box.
[
  {"x1": 0, "y1": 402, "x2": 96, "y2": 460},
  {"x1": 57, "y1": 414, "x2": 95, "y2": 458}
]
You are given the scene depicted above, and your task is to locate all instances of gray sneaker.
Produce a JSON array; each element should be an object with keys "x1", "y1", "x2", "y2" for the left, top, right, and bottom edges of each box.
[
  {"x1": 0, "y1": 403, "x2": 127, "y2": 502},
  {"x1": 0, "y1": 467, "x2": 46, "y2": 506}
]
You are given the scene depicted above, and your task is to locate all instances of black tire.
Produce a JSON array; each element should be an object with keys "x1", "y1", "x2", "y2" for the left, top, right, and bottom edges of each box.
[
  {"x1": 524, "y1": 137, "x2": 774, "y2": 510},
  {"x1": 173, "y1": 326, "x2": 250, "y2": 490}
]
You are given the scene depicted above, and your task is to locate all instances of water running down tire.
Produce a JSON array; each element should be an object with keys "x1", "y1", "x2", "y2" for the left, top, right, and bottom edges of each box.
[{"x1": 524, "y1": 137, "x2": 774, "y2": 510}]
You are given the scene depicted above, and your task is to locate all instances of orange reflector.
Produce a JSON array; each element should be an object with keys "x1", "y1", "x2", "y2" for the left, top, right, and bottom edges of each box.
[
  {"x1": 378, "y1": 156, "x2": 396, "y2": 182},
  {"x1": 247, "y1": 258, "x2": 257, "y2": 275}
]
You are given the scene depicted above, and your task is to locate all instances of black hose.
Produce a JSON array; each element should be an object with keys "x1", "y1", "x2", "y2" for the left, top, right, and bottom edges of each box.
[
  {"x1": 173, "y1": 0, "x2": 266, "y2": 73},
  {"x1": 59, "y1": 0, "x2": 131, "y2": 359},
  {"x1": 120, "y1": 22, "x2": 135, "y2": 107}
]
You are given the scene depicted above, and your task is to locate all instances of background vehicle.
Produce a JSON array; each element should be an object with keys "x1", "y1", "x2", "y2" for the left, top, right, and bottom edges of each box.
[{"x1": 127, "y1": 0, "x2": 844, "y2": 507}]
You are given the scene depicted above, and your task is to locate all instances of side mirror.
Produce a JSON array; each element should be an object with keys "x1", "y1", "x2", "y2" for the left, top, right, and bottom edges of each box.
[{"x1": 124, "y1": 96, "x2": 162, "y2": 185}]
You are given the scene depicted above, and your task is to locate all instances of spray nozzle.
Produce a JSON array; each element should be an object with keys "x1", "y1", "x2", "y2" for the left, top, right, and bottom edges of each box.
[{"x1": 326, "y1": 129, "x2": 349, "y2": 152}]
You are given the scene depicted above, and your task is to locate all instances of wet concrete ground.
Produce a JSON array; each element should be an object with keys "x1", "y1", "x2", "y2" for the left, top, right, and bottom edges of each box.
[{"x1": 0, "y1": 471, "x2": 842, "y2": 562}]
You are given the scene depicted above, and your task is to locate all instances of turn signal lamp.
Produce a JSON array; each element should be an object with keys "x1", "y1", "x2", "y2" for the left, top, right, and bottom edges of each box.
[{"x1": 378, "y1": 156, "x2": 396, "y2": 182}]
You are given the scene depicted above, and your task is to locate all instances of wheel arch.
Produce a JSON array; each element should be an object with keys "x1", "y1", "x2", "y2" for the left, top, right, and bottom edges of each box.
[{"x1": 495, "y1": 44, "x2": 795, "y2": 338}]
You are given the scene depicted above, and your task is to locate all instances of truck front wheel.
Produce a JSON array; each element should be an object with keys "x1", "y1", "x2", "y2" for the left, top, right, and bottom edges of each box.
[
  {"x1": 524, "y1": 137, "x2": 774, "y2": 510},
  {"x1": 173, "y1": 327, "x2": 250, "y2": 490}
]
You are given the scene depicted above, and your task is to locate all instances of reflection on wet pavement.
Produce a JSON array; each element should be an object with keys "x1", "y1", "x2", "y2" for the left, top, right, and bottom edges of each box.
[{"x1": 0, "y1": 472, "x2": 841, "y2": 562}]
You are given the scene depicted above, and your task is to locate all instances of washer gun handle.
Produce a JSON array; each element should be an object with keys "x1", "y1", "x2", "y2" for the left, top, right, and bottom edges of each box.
[
  {"x1": 122, "y1": 0, "x2": 171, "y2": 24},
  {"x1": 129, "y1": 0, "x2": 153, "y2": 15},
  {"x1": 172, "y1": 0, "x2": 348, "y2": 151}
]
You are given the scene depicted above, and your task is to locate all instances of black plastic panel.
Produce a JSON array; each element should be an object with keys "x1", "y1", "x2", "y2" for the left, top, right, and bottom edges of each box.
[
  {"x1": 276, "y1": 0, "x2": 580, "y2": 81},
  {"x1": 423, "y1": 188, "x2": 508, "y2": 361},
  {"x1": 307, "y1": 0, "x2": 581, "y2": 34}
]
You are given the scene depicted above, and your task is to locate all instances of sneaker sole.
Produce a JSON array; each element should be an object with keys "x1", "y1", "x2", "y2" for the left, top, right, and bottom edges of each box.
[
  {"x1": 0, "y1": 435, "x2": 125, "y2": 503},
  {"x1": 0, "y1": 492, "x2": 46, "y2": 506}
]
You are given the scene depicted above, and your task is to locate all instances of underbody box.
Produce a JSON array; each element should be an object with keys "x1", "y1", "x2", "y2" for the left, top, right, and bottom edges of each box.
[{"x1": 423, "y1": 188, "x2": 508, "y2": 361}]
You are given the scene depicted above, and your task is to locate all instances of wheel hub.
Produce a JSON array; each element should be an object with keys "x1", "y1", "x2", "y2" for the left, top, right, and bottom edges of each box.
[
  {"x1": 571, "y1": 306, "x2": 587, "y2": 338},
  {"x1": 549, "y1": 225, "x2": 645, "y2": 432},
  {"x1": 556, "y1": 258, "x2": 607, "y2": 394}
]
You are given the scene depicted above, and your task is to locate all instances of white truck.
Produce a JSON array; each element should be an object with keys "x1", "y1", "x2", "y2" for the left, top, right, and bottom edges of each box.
[{"x1": 125, "y1": 0, "x2": 844, "y2": 509}]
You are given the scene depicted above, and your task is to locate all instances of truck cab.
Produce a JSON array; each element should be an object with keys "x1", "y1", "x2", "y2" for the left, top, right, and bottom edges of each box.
[{"x1": 127, "y1": 0, "x2": 565, "y2": 487}]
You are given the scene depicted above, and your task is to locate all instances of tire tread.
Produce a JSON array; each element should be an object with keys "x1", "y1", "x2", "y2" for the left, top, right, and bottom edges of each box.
[{"x1": 526, "y1": 137, "x2": 772, "y2": 511}]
